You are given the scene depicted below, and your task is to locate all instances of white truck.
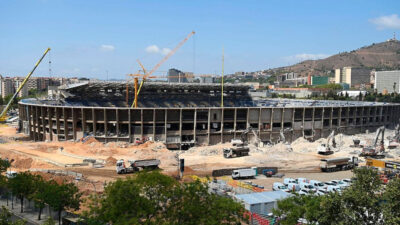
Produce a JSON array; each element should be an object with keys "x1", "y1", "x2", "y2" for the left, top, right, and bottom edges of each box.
[
  {"x1": 273, "y1": 182, "x2": 290, "y2": 192},
  {"x1": 320, "y1": 157, "x2": 358, "y2": 172},
  {"x1": 116, "y1": 159, "x2": 160, "y2": 174},
  {"x1": 231, "y1": 168, "x2": 256, "y2": 179}
]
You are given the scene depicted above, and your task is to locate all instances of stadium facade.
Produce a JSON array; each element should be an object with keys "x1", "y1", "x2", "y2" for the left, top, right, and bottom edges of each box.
[{"x1": 18, "y1": 82, "x2": 400, "y2": 149}]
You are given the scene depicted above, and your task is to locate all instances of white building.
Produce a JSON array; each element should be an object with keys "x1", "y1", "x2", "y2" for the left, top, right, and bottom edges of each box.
[{"x1": 375, "y1": 70, "x2": 400, "y2": 94}]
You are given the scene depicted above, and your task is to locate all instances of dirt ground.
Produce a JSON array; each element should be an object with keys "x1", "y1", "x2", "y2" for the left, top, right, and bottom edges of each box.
[{"x1": 1, "y1": 124, "x2": 399, "y2": 195}]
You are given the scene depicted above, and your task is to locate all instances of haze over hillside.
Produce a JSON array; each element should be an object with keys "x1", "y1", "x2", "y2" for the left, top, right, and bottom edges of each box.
[{"x1": 269, "y1": 40, "x2": 400, "y2": 77}]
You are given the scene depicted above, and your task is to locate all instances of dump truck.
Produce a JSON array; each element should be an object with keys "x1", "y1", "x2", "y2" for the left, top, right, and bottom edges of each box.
[
  {"x1": 360, "y1": 126, "x2": 385, "y2": 158},
  {"x1": 116, "y1": 159, "x2": 160, "y2": 174},
  {"x1": 320, "y1": 157, "x2": 358, "y2": 172},
  {"x1": 231, "y1": 168, "x2": 256, "y2": 179}
]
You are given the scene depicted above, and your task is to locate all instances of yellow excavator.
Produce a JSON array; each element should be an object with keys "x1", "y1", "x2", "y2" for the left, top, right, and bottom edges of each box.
[{"x1": 0, "y1": 48, "x2": 50, "y2": 122}]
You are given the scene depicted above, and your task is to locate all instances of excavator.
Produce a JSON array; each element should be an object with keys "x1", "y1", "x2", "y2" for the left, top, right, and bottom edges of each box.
[
  {"x1": 388, "y1": 123, "x2": 400, "y2": 149},
  {"x1": 223, "y1": 127, "x2": 257, "y2": 158},
  {"x1": 360, "y1": 126, "x2": 385, "y2": 158},
  {"x1": 317, "y1": 130, "x2": 336, "y2": 155}
]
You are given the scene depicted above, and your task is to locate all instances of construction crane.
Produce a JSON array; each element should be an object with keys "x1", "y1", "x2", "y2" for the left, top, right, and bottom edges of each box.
[
  {"x1": 0, "y1": 48, "x2": 51, "y2": 122},
  {"x1": 129, "y1": 31, "x2": 195, "y2": 108}
]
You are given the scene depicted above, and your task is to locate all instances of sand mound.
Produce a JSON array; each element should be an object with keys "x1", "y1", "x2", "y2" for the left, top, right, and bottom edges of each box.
[
  {"x1": 105, "y1": 156, "x2": 117, "y2": 166},
  {"x1": 83, "y1": 137, "x2": 99, "y2": 145},
  {"x1": 14, "y1": 158, "x2": 33, "y2": 169}
]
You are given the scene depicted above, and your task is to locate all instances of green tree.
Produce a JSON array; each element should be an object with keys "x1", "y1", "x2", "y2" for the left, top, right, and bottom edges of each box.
[
  {"x1": 47, "y1": 182, "x2": 81, "y2": 225},
  {"x1": 84, "y1": 171, "x2": 246, "y2": 225},
  {"x1": 32, "y1": 176, "x2": 54, "y2": 220},
  {"x1": 8, "y1": 172, "x2": 37, "y2": 213},
  {"x1": 0, "y1": 206, "x2": 26, "y2": 225},
  {"x1": 382, "y1": 178, "x2": 400, "y2": 224}
]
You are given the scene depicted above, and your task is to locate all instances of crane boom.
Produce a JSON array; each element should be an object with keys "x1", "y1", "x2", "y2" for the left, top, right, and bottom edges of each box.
[
  {"x1": 131, "y1": 31, "x2": 195, "y2": 108},
  {"x1": 0, "y1": 48, "x2": 51, "y2": 121}
]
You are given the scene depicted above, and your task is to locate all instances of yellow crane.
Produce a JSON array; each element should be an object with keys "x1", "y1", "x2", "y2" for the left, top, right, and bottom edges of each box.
[
  {"x1": 129, "y1": 31, "x2": 195, "y2": 108},
  {"x1": 0, "y1": 48, "x2": 51, "y2": 122}
]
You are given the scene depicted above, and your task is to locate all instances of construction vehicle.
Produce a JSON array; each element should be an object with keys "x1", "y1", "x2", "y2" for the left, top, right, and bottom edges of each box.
[
  {"x1": 231, "y1": 168, "x2": 256, "y2": 179},
  {"x1": 350, "y1": 139, "x2": 362, "y2": 148},
  {"x1": 388, "y1": 123, "x2": 400, "y2": 149},
  {"x1": 0, "y1": 48, "x2": 50, "y2": 122},
  {"x1": 317, "y1": 130, "x2": 336, "y2": 155},
  {"x1": 223, "y1": 127, "x2": 256, "y2": 158},
  {"x1": 360, "y1": 126, "x2": 385, "y2": 158},
  {"x1": 116, "y1": 159, "x2": 160, "y2": 174},
  {"x1": 320, "y1": 157, "x2": 358, "y2": 172}
]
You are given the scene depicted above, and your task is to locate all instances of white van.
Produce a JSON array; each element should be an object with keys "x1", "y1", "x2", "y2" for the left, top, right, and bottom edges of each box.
[
  {"x1": 309, "y1": 180, "x2": 326, "y2": 190},
  {"x1": 299, "y1": 182, "x2": 317, "y2": 192},
  {"x1": 287, "y1": 183, "x2": 300, "y2": 192},
  {"x1": 283, "y1": 178, "x2": 297, "y2": 186},
  {"x1": 327, "y1": 186, "x2": 341, "y2": 193},
  {"x1": 273, "y1": 182, "x2": 290, "y2": 192},
  {"x1": 297, "y1": 178, "x2": 309, "y2": 184}
]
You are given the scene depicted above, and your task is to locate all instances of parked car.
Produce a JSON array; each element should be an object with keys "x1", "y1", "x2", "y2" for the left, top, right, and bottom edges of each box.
[
  {"x1": 331, "y1": 180, "x2": 350, "y2": 188},
  {"x1": 283, "y1": 178, "x2": 297, "y2": 186},
  {"x1": 299, "y1": 182, "x2": 317, "y2": 192},
  {"x1": 309, "y1": 180, "x2": 326, "y2": 190},
  {"x1": 297, "y1": 178, "x2": 309, "y2": 184},
  {"x1": 298, "y1": 189, "x2": 312, "y2": 195},
  {"x1": 273, "y1": 182, "x2": 290, "y2": 192},
  {"x1": 326, "y1": 186, "x2": 342, "y2": 193},
  {"x1": 316, "y1": 189, "x2": 328, "y2": 196},
  {"x1": 6, "y1": 171, "x2": 17, "y2": 179}
]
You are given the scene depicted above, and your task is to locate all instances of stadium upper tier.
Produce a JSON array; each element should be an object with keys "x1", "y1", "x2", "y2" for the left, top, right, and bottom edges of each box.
[{"x1": 20, "y1": 81, "x2": 389, "y2": 108}]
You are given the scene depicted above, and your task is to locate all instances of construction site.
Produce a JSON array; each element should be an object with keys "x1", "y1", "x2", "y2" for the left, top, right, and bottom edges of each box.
[{"x1": 3, "y1": 36, "x2": 400, "y2": 222}]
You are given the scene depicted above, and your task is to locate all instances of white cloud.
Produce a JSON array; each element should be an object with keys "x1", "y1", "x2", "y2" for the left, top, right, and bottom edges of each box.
[
  {"x1": 100, "y1": 44, "x2": 115, "y2": 52},
  {"x1": 145, "y1": 45, "x2": 172, "y2": 55},
  {"x1": 285, "y1": 53, "x2": 330, "y2": 62},
  {"x1": 161, "y1": 48, "x2": 172, "y2": 55},
  {"x1": 369, "y1": 14, "x2": 400, "y2": 29},
  {"x1": 145, "y1": 45, "x2": 160, "y2": 53}
]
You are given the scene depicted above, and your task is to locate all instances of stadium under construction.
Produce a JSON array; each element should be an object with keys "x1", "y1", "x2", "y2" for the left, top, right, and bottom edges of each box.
[{"x1": 18, "y1": 82, "x2": 400, "y2": 149}]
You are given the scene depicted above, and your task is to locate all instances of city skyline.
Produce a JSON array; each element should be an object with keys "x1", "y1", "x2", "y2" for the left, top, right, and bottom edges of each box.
[{"x1": 1, "y1": 0, "x2": 400, "y2": 79}]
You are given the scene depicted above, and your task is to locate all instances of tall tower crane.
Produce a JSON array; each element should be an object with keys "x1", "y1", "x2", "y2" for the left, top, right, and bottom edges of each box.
[{"x1": 129, "y1": 31, "x2": 195, "y2": 108}]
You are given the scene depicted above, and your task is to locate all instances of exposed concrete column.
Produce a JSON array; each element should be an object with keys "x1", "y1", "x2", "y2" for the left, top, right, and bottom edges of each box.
[
  {"x1": 128, "y1": 109, "x2": 132, "y2": 143},
  {"x1": 258, "y1": 108, "x2": 262, "y2": 141},
  {"x1": 140, "y1": 109, "x2": 143, "y2": 138},
  {"x1": 116, "y1": 109, "x2": 119, "y2": 138},
  {"x1": 270, "y1": 108, "x2": 273, "y2": 141},
  {"x1": 72, "y1": 108, "x2": 77, "y2": 140},
  {"x1": 28, "y1": 106, "x2": 32, "y2": 139},
  {"x1": 152, "y1": 109, "x2": 156, "y2": 140},
  {"x1": 179, "y1": 109, "x2": 182, "y2": 147},
  {"x1": 302, "y1": 107, "x2": 305, "y2": 138},
  {"x1": 92, "y1": 108, "x2": 96, "y2": 137},
  {"x1": 81, "y1": 108, "x2": 86, "y2": 136},
  {"x1": 56, "y1": 108, "x2": 60, "y2": 140},
  {"x1": 40, "y1": 107, "x2": 44, "y2": 141},
  {"x1": 33, "y1": 106, "x2": 37, "y2": 141},
  {"x1": 104, "y1": 109, "x2": 108, "y2": 141},
  {"x1": 321, "y1": 107, "x2": 325, "y2": 130},
  {"x1": 193, "y1": 109, "x2": 197, "y2": 144},
  {"x1": 207, "y1": 108, "x2": 211, "y2": 145},
  {"x1": 221, "y1": 108, "x2": 224, "y2": 143},
  {"x1": 281, "y1": 108, "x2": 285, "y2": 130},
  {"x1": 63, "y1": 107, "x2": 68, "y2": 141},
  {"x1": 329, "y1": 107, "x2": 333, "y2": 130},
  {"x1": 48, "y1": 107, "x2": 53, "y2": 141},
  {"x1": 164, "y1": 109, "x2": 168, "y2": 143},
  {"x1": 233, "y1": 108, "x2": 237, "y2": 139}
]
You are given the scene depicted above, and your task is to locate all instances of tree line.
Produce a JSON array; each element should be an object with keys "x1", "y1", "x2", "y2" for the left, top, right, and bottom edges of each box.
[
  {"x1": 0, "y1": 158, "x2": 246, "y2": 225},
  {"x1": 0, "y1": 159, "x2": 80, "y2": 225},
  {"x1": 273, "y1": 167, "x2": 400, "y2": 225}
]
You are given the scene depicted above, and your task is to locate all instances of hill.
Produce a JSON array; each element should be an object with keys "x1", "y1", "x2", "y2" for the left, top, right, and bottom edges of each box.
[{"x1": 269, "y1": 40, "x2": 400, "y2": 77}]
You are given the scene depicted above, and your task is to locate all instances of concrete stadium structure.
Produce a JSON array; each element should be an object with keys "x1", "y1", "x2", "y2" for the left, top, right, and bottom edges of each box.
[{"x1": 18, "y1": 82, "x2": 400, "y2": 149}]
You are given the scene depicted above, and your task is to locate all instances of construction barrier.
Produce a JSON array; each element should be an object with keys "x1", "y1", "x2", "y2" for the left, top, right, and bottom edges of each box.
[{"x1": 244, "y1": 212, "x2": 277, "y2": 225}]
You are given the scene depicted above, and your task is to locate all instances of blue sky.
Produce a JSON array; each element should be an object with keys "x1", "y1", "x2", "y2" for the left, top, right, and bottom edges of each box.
[{"x1": 1, "y1": 0, "x2": 400, "y2": 79}]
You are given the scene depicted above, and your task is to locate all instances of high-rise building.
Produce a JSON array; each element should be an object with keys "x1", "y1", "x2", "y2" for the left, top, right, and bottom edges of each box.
[
  {"x1": 1, "y1": 78, "x2": 14, "y2": 98},
  {"x1": 375, "y1": 70, "x2": 400, "y2": 94},
  {"x1": 167, "y1": 68, "x2": 191, "y2": 83},
  {"x1": 334, "y1": 67, "x2": 371, "y2": 88}
]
